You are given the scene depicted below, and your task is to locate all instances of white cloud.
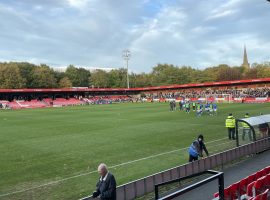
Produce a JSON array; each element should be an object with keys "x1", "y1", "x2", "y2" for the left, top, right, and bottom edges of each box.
[
  {"x1": 206, "y1": 9, "x2": 238, "y2": 20},
  {"x1": 66, "y1": 0, "x2": 91, "y2": 9}
]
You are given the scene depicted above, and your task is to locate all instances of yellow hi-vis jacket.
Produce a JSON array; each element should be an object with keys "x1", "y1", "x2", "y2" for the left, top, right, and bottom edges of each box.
[
  {"x1": 242, "y1": 115, "x2": 250, "y2": 128},
  {"x1": 226, "y1": 116, "x2": 235, "y2": 128}
]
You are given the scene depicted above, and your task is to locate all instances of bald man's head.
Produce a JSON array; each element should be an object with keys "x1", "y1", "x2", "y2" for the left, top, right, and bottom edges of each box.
[{"x1": 98, "y1": 163, "x2": 108, "y2": 177}]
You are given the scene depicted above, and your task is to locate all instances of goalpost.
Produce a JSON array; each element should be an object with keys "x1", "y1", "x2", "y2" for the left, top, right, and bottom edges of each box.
[
  {"x1": 221, "y1": 94, "x2": 233, "y2": 103},
  {"x1": 205, "y1": 93, "x2": 233, "y2": 103},
  {"x1": 206, "y1": 94, "x2": 233, "y2": 103}
]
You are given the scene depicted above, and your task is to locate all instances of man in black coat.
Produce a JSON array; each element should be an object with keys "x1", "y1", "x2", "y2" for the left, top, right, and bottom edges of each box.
[
  {"x1": 92, "y1": 163, "x2": 116, "y2": 200},
  {"x1": 188, "y1": 134, "x2": 209, "y2": 162}
]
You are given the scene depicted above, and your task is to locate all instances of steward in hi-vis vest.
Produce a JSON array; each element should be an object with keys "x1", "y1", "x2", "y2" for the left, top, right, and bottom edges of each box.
[{"x1": 226, "y1": 113, "x2": 236, "y2": 140}]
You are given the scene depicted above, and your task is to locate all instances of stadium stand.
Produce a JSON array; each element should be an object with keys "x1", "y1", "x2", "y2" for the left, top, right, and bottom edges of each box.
[
  {"x1": 16, "y1": 99, "x2": 47, "y2": 108},
  {"x1": 5, "y1": 101, "x2": 21, "y2": 109},
  {"x1": 49, "y1": 98, "x2": 84, "y2": 106},
  {"x1": 0, "y1": 78, "x2": 270, "y2": 109},
  {"x1": 83, "y1": 95, "x2": 132, "y2": 104},
  {"x1": 0, "y1": 96, "x2": 133, "y2": 109},
  {"x1": 145, "y1": 87, "x2": 270, "y2": 99},
  {"x1": 213, "y1": 166, "x2": 270, "y2": 200}
]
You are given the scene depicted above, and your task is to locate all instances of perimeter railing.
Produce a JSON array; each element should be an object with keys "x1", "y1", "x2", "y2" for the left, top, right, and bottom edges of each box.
[{"x1": 81, "y1": 137, "x2": 270, "y2": 200}]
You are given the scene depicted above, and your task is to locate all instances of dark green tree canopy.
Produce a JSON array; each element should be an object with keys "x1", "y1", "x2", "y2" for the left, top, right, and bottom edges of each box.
[{"x1": 0, "y1": 61, "x2": 269, "y2": 89}]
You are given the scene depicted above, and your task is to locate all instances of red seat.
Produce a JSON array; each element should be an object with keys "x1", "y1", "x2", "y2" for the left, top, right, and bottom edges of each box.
[
  {"x1": 265, "y1": 174, "x2": 270, "y2": 188},
  {"x1": 213, "y1": 166, "x2": 270, "y2": 200},
  {"x1": 239, "y1": 177, "x2": 248, "y2": 195},
  {"x1": 247, "y1": 174, "x2": 256, "y2": 185},
  {"x1": 247, "y1": 181, "x2": 256, "y2": 197},
  {"x1": 213, "y1": 187, "x2": 231, "y2": 199},
  {"x1": 256, "y1": 170, "x2": 265, "y2": 180},
  {"x1": 265, "y1": 166, "x2": 270, "y2": 174},
  {"x1": 213, "y1": 192, "x2": 219, "y2": 198},
  {"x1": 254, "y1": 176, "x2": 266, "y2": 196},
  {"x1": 261, "y1": 189, "x2": 269, "y2": 200},
  {"x1": 253, "y1": 189, "x2": 269, "y2": 200},
  {"x1": 261, "y1": 168, "x2": 268, "y2": 176},
  {"x1": 224, "y1": 186, "x2": 231, "y2": 200},
  {"x1": 230, "y1": 182, "x2": 240, "y2": 199}
]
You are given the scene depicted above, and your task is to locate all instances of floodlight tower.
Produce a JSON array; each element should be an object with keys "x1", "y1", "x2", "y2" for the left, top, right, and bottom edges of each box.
[{"x1": 122, "y1": 49, "x2": 131, "y2": 89}]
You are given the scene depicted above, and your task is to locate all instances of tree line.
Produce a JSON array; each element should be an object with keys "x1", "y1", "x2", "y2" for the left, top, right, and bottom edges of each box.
[{"x1": 0, "y1": 62, "x2": 269, "y2": 89}]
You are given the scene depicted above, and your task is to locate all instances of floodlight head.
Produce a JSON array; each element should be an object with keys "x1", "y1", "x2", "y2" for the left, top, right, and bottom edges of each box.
[{"x1": 122, "y1": 49, "x2": 131, "y2": 60}]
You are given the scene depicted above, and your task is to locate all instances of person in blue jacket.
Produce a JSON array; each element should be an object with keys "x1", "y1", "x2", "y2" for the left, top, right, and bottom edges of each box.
[{"x1": 188, "y1": 134, "x2": 209, "y2": 162}]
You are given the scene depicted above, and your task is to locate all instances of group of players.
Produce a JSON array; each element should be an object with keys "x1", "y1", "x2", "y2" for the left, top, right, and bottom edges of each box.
[{"x1": 169, "y1": 100, "x2": 218, "y2": 116}]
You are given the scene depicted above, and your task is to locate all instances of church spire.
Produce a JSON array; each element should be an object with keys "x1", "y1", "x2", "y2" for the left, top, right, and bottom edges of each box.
[{"x1": 242, "y1": 45, "x2": 250, "y2": 69}]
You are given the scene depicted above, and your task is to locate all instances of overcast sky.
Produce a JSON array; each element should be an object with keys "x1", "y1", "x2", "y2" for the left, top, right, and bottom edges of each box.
[{"x1": 0, "y1": 0, "x2": 270, "y2": 72}]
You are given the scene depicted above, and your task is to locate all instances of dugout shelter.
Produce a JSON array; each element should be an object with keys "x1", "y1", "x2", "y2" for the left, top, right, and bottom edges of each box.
[{"x1": 236, "y1": 114, "x2": 270, "y2": 146}]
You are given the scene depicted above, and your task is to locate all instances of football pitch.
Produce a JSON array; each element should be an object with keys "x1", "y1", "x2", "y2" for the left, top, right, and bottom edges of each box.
[{"x1": 0, "y1": 103, "x2": 269, "y2": 200}]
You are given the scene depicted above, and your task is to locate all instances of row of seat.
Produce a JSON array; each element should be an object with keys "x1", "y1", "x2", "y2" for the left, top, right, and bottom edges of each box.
[
  {"x1": 0, "y1": 98, "x2": 85, "y2": 109},
  {"x1": 214, "y1": 166, "x2": 270, "y2": 200},
  {"x1": 44, "y1": 98, "x2": 84, "y2": 106},
  {"x1": 1, "y1": 96, "x2": 133, "y2": 109}
]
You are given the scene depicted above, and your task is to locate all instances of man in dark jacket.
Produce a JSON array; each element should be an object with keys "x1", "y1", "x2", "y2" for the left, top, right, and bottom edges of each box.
[
  {"x1": 92, "y1": 163, "x2": 116, "y2": 200},
  {"x1": 188, "y1": 134, "x2": 209, "y2": 162}
]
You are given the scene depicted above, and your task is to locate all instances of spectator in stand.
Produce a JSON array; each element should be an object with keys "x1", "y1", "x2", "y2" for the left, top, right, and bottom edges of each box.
[
  {"x1": 144, "y1": 87, "x2": 270, "y2": 100},
  {"x1": 92, "y1": 163, "x2": 116, "y2": 200}
]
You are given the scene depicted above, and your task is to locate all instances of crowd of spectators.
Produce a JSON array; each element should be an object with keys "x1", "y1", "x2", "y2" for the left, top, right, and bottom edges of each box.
[
  {"x1": 144, "y1": 87, "x2": 270, "y2": 99},
  {"x1": 84, "y1": 95, "x2": 133, "y2": 104}
]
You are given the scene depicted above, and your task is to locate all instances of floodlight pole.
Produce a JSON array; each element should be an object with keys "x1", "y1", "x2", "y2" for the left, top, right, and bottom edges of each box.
[{"x1": 122, "y1": 49, "x2": 131, "y2": 89}]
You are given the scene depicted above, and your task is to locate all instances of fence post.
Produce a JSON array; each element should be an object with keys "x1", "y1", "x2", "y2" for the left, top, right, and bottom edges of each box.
[
  {"x1": 236, "y1": 121, "x2": 239, "y2": 147},
  {"x1": 218, "y1": 173, "x2": 224, "y2": 200},
  {"x1": 154, "y1": 185, "x2": 159, "y2": 200}
]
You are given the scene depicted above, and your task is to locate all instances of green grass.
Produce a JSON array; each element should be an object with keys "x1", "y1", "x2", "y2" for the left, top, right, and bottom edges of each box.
[{"x1": 0, "y1": 103, "x2": 269, "y2": 200}]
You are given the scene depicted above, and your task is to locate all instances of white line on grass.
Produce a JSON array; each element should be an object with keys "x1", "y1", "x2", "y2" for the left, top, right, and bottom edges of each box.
[{"x1": 0, "y1": 137, "x2": 228, "y2": 197}]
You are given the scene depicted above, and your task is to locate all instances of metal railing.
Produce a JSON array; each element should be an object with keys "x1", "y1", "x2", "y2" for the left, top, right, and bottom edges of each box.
[{"x1": 155, "y1": 170, "x2": 224, "y2": 200}]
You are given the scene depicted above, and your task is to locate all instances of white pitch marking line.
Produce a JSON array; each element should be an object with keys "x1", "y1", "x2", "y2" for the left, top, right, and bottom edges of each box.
[{"x1": 0, "y1": 137, "x2": 228, "y2": 197}]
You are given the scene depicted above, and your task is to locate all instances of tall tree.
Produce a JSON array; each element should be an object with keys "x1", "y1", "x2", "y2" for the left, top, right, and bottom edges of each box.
[
  {"x1": 65, "y1": 65, "x2": 80, "y2": 86},
  {"x1": 90, "y1": 69, "x2": 109, "y2": 88},
  {"x1": 59, "y1": 77, "x2": 72, "y2": 88},
  {"x1": 65, "y1": 65, "x2": 90, "y2": 87},
  {"x1": 130, "y1": 73, "x2": 153, "y2": 87},
  {"x1": 108, "y1": 68, "x2": 127, "y2": 88},
  {"x1": 17, "y1": 62, "x2": 36, "y2": 88},
  {"x1": 31, "y1": 65, "x2": 57, "y2": 88},
  {"x1": 0, "y1": 63, "x2": 26, "y2": 88},
  {"x1": 77, "y1": 68, "x2": 90, "y2": 87},
  {"x1": 216, "y1": 64, "x2": 242, "y2": 81},
  {"x1": 244, "y1": 68, "x2": 258, "y2": 79}
]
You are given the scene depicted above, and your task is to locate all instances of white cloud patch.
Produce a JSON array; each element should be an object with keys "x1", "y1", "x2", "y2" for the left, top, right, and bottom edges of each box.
[{"x1": 207, "y1": 9, "x2": 238, "y2": 20}]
